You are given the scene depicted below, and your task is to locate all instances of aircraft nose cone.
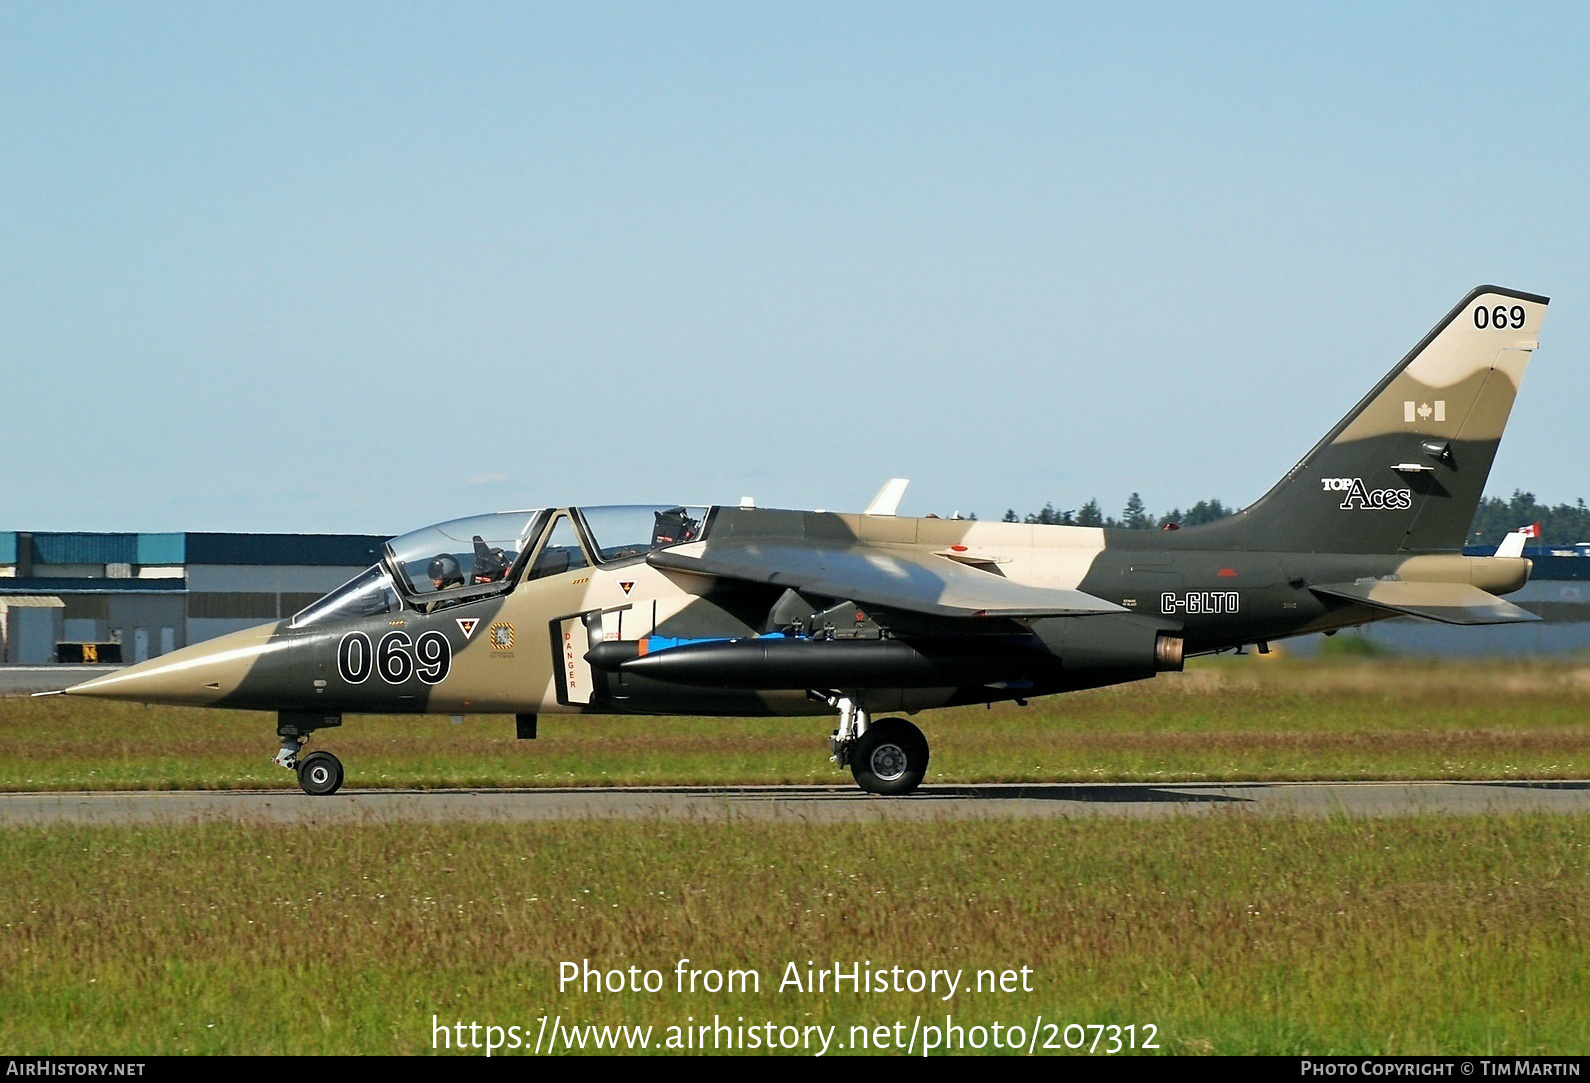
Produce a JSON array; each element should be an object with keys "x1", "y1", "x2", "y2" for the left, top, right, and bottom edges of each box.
[{"x1": 63, "y1": 622, "x2": 283, "y2": 707}]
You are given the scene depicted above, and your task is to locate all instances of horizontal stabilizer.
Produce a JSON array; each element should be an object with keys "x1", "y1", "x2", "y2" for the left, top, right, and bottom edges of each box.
[
  {"x1": 650, "y1": 541, "x2": 1125, "y2": 619},
  {"x1": 1310, "y1": 580, "x2": 1539, "y2": 625}
]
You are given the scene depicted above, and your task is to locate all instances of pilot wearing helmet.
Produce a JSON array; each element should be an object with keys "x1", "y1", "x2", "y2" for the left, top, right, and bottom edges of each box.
[{"x1": 427, "y1": 554, "x2": 465, "y2": 591}]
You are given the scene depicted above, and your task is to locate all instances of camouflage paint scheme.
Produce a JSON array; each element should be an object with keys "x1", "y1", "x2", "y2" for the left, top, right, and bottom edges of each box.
[{"x1": 64, "y1": 287, "x2": 1549, "y2": 783}]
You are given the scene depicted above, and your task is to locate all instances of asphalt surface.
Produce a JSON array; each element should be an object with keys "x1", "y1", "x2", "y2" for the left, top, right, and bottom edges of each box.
[
  {"x1": 0, "y1": 780, "x2": 1586, "y2": 825},
  {"x1": 0, "y1": 665, "x2": 118, "y2": 695}
]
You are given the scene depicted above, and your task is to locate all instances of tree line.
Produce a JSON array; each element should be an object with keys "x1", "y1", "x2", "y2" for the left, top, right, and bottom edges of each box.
[
  {"x1": 998, "y1": 490, "x2": 1590, "y2": 547},
  {"x1": 1468, "y1": 492, "x2": 1590, "y2": 547},
  {"x1": 1000, "y1": 494, "x2": 1238, "y2": 530}
]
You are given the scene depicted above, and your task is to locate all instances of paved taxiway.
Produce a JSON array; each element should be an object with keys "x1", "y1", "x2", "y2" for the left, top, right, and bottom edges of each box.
[
  {"x1": 0, "y1": 781, "x2": 1585, "y2": 825},
  {"x1": 0, "y1": 666, "x2": 118, "y2": 696}
]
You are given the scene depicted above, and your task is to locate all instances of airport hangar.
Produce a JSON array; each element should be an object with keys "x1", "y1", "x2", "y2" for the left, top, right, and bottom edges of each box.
[
  {"x1": 0, "y1": 531, "x2": 385, "y2": 665},
  {"x1": 1, "y1": 529, "x2": 1589, "y2": 666}
]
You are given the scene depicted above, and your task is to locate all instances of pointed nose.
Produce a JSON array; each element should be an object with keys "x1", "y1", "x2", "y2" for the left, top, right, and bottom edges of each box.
[{"x1": 64, "y1": 622, "x2": 284, "y2": 707}]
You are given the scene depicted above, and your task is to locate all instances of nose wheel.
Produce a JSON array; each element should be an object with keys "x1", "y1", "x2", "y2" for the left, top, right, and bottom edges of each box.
[{"x1": 295, "y1": 750, "x2": 345, "y2": 796}]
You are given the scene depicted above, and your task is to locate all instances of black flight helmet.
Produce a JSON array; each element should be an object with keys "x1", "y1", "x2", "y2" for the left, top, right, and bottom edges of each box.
[{"x1": 427, "y1": 553, "x2": 463, "y2": 589}]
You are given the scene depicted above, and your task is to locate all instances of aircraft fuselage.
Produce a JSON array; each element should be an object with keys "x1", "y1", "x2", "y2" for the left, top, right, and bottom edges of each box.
[{"x1": 64, "y1": 506, "x2": 1530, "y2": 722}]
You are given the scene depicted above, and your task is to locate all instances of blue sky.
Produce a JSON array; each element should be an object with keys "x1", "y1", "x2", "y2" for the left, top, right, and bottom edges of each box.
[{"x1": 3, "y1": 3, "x2": 1588, "y2": 533}]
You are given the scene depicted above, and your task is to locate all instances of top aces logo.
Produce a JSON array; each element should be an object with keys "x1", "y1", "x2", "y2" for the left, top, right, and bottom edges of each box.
[{"x1": 1320, "y1": 477, "x2": 1414, "y2": 511}]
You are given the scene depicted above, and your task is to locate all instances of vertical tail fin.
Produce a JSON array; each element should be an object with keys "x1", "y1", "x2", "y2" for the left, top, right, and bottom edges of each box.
[{"x1": 1204, "y1": 286, "x2": 1549, "y2": 553}]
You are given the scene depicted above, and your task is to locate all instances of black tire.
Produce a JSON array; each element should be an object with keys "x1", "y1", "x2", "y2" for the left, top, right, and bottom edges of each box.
[
  {"x1": 296, "y1": 750, "x2": 344, "y2": 796},
  {"x1": 850, "y1": 717, "x2": 929, "y2": 796}
]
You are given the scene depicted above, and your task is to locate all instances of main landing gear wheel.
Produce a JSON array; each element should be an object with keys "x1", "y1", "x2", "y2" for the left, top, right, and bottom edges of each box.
[
  {"x1": 851, "y1": 717, "x2": 929, "y2": 796},
  {"x1": 296, "y1": 750, "x2": 344, "y2": 796}
]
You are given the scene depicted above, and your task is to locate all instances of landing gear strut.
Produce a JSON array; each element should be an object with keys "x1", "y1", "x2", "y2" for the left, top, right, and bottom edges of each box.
[
  {"x1": 274, "y1": 711, "x2": 345, "y2": 796},
  {"x1": 827, "y1": 694, "x2": 870, "y2": 764},
  {"x1": 827, "y1": 695, "x2": 929, "y2": 796},
  {"x1": 274, "y1": 735, "x2": 306, "y2": 771}
]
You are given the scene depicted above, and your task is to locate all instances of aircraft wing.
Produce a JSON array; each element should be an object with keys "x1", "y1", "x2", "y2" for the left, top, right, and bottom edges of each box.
[
  {"x1": 649, "y1": 541, "x2": 1125, "y2": 619},
  {"x1": 1310, "y1": 581, "x2": 1540, "y2": 625}
]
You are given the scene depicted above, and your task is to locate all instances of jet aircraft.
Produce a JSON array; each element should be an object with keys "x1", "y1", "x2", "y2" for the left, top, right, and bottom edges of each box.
[{"x1": 60, "y1": 286, "x2": 1550, "y2": 796}]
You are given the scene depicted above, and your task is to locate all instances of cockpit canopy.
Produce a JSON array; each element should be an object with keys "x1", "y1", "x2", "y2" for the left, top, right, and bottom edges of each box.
[
  {"x1": 385, "y1": 511, "x2": 545, "y2": 600},
  {"x1": 292, "y1": 510, "x2": 545, "y2": 628},
  {"x1": 575, "y1": 504, "x2": 706, "y2": 562},
  {"x1": 291, "y1": 505, "x2": 710, "y2": 628}
]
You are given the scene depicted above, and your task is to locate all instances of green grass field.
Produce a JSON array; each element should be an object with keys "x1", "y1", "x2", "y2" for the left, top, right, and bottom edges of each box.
[
  {"x1": 3, "y1": 654, "x2": 1588, "y2": 790},
  {"x1": 4, "y1": 656, "x2": 1586, "y2": 1056},
  {"x1": 0, "y1": 815, "x2": 1583, "y2": 1055}
]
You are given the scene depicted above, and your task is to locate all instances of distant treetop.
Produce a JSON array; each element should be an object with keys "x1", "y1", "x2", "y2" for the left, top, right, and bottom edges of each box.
[
  {"x1": 1005, "y1": 494, "x2": 1240, "y2": 530},
  {"x1": 997, "y1": 490, "x2": 1590, "y2": 545}
]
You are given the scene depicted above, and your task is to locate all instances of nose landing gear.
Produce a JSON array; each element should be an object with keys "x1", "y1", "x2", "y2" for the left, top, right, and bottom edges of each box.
[{"x1": 274, "y1": 711, "x2": 346, "y2": 796}]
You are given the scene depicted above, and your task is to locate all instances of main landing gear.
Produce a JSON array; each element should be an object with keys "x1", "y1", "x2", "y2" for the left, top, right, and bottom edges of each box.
[
  {"x1": 827, "y1": 695, "x2": 930, "y2": 796},
  {"x1": 274, "y1": 712, "x2": 346, "y2": 796}
]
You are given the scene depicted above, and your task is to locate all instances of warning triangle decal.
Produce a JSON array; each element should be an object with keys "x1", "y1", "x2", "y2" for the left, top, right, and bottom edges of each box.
[
  {"x1": 456, "y1": 617, "x2": 480, "y2": 640},
  {"x1": 619, "y1": 581, "x2": 635, "y2": 595}
]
